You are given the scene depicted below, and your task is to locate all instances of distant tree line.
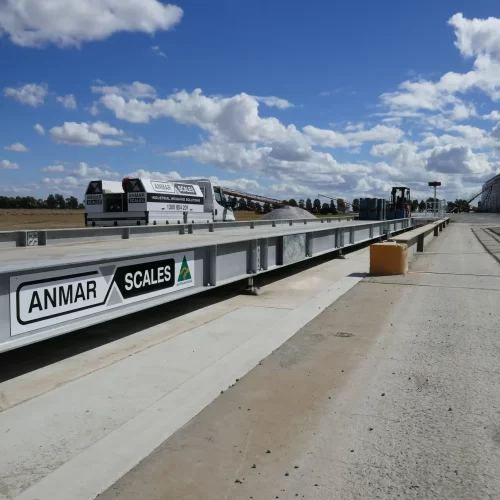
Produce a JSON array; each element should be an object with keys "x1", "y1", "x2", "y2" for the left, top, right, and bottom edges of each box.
[
  {"x1": 405, "y1": 197, "x2": 466, "y2": 212},
  {"x1": 447, "y1": 199, "x2": 471, "y2": 211},
  {"x1": 0, "y1": 194, "x2": 84, "y2": 210},
  {"x1": 3, "y1": 193, "x2": 464, "y2": 214},
  {"x1": 228, "y1": 196, "x2": 353, "y2": 215}
]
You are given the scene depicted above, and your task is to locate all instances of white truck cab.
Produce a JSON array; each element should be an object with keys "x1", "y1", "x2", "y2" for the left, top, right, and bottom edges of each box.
[
  {"x1": 85, "y1": 177, "x2": 235, "y2": 227},
  {"x1": 181, "y1": 178, "x2": 235, "y2": 222}
]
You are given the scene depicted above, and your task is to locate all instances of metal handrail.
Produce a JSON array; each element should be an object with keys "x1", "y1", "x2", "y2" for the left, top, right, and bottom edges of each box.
[{"x1": 0, "y1": 216, "x2": 358, "y2": 247}]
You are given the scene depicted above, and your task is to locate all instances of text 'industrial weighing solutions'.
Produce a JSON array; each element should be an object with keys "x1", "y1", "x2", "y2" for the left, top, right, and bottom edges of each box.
[{"x1": 10, "y1": 251, "x2": 195, "y2": 336}]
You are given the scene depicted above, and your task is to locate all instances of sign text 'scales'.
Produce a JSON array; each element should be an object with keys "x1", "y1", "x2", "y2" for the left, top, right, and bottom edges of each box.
[
  {"x1": 85, "y1": 194, "x2": 103, "y2": 205},
  {"x1": 128, "y1": 192, "x2": 146, "y2": 204},
  {"x1": 175, "y1": 183, "x2": 197, "y2": 195},
  {"x1": 114, "y1": 259, "x2": 176, "y2": 299}
]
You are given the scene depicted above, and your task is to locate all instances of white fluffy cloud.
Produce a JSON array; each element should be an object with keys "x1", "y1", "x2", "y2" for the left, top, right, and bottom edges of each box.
[
  {"x1": 303, "y1": 125, "x2": 404, "y2": 148},
  {"x1": 151, "y1": 46, "x2": 166, "y2": 57},
  {"x1": 102, "y1": 88, "x2": 400, "y2": 153},
  {"x1": 127, "y1": 169, "x2": 181, "y2": 181},
  {"x1": 101, "y1": 90, "x2": 309, "y2": 152},
  {"x1": 302, "y1": 126, "x2": 349, "y2": 148},
  {"x1": 89, "y1": 102, "x2": 100, "y2": 116},
  {"x1": 302, "y1": 123, "x2": 405, "y2": 150},
  {"x1": 3, "y1": 83, "x2": 47, "y2": 106},
  {"x1": 252, "y1": 96, "x2": 294, "y2": 109},
  {"x1": 41, "y1": 163, "x2": 120, "y2": 193},
  {"x1": 100, "y1": 90, "x2": 299, "y2": 142},
  {"x1": 42, "y1": 176, "x2": 81, "y2": 188},
  {"x1": 50, "y1": 121, "x2": 124, "y2": 146},
  {"x1": 217, "y1": 178, "x2": 262, "y2": 192},
  {"x1": 359, "y1": 13, "x2": 500, "y2": 200},
  {"x1": 91, "y1": 81, "x2": 157, "y2": 99},
  {"x1": 425, "y1": 145, "x2": 493, "y2": 175},
  {"x1": 34, "y1": 124, "x2": 45, "y2": 136},
  {"x1": 0, "y1": 185, "x2": 32, "y2": 194},
  {"x1": 381, "y1": 80, "x2": 451, "y2": 113},
  {"x1": 270, "y1": 183, "x2": 312, "y2": 196},
  {"x1": 370, "y1": 142, "x2": 425, "y2": 173},
  {"x1": 349, "y1": 125, "x2": 404, "y2": 144},
  {"x1": 380, "y1": 14, "x2": 500, "y2": 123},
  {"x1": 355, "y1": 176, "x2": 393, "y2": 197},
  {"x1": 41, "y1": 165, "x2": 65, "y2": 173},
  {"x1": 88, "y1": 121, "x2": 123, "y2": 136},
  {"x1": 169, "y1": 137, "x2": 369, "y2": 191},
  {"x1": 74, "y1": 162, "x2": 119, "y2": 178},
  {"x1": 449, "y1": 13, "x2": 500, "y2": 58},
  {"x1": 56, "y1": 94, "x2": 77, "y2": 110},
  {"x1": 4, "y1": 142, "x2": 28, "y2": 152},
  {"x1": 0, "y1": 159, "x2": 19, "y2": 169},
  {"x1": 488, "y1": 122, "x2": 500, "y2": 146},
  {"x1": 419, "y1": 125, "x2": 492, "y2": 149},
  {"x1": 482, "y1": 111, "x2": 500, "y2": 121},
  {"x1": 0, "y1": 0, "x2": 183, "y2": 48},
  {"x1": 371, "y1": 138, "x2": 497, "y2": 180},
  {"x1": 449, "y1": 102, "x2": 476, "y2": 121}
]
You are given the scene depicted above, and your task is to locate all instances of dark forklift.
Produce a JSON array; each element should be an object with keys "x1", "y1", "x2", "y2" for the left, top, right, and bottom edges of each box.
[{"x1": 386, "y1": 186, "x2": 411, "y2": 220}]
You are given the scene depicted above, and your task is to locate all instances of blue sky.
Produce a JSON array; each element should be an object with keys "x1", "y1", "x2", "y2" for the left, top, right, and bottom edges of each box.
[{"x1": 2, "y1": 0, "x2": 500, "y2": 203}]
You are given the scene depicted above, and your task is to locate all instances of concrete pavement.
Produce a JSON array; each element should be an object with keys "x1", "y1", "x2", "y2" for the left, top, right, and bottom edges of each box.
[
  {"x1": 97, "y1": 220, "x2": 500, "y2": 500},
  {"x1": 0, "y1": 244, "x2": 369, "y2": 500},
  {"x1": 474, "y1": 227, "x2": 500, "y2": 264}
]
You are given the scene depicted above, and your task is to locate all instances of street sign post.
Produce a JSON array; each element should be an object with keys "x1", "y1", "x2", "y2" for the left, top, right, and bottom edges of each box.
[{"x1": 428, "y1": 182, "x2": 442, "y2": 217}]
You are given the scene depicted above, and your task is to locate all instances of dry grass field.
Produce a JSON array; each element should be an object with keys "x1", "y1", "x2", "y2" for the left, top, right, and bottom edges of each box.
[
  {"x1": 0, "y1": 209, "x2": 263, "y2": 231},
  {"x1": 0, "y1": 209, "x2": 86, "y2": 230}
]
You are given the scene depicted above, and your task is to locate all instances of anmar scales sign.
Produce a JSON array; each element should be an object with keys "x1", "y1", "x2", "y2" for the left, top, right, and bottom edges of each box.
[{"x1": 9, "y1": 251, "x2": 195, "y2": 336}]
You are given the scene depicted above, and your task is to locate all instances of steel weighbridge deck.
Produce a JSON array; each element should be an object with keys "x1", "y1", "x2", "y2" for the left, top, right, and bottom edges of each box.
[{"x1": 0, "y1": 218, "x2": 411, "y2": 352}]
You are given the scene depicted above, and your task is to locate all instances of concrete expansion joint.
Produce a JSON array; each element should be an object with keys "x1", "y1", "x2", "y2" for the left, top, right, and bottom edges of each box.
[
  {"x1": 410, "y1": 270, "x2": 500, "y2": 278},
  {"x1": 364, "y1": 280, "x2": 499, "y2": 292},
  {"x1": 471, "y1": 227, "x2": 500, "y2": 265}
]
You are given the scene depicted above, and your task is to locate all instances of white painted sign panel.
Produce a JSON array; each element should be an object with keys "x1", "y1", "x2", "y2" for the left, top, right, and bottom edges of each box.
[
  {"x1": 151, "y1": 181, "x2": 175, "y2": 193},
  {"x1": 10, "y1": 251, "x2": 195, "y2": 336},
  {"x1": 85, "y1": 194, "x2": 103, "y2": 205}
]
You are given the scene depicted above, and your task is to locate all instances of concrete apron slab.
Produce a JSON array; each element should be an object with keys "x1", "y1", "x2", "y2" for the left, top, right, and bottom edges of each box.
[
  {"x1": 472, "y1": 227, "x2": 500, "y2": 264},
  {"x1": 0, "y1": 249, "x2": 369, "y2": 500},
  {"x1": 94, "y1": 220, "x2": 500, "y2": 500},
  {"x1": 410, "y1": 223, "x2": 499, "y2": 275}
]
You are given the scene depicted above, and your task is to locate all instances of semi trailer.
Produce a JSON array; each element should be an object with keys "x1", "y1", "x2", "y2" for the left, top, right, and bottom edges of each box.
[{"x1": 85, "y1": 177, "x2": 236, "y2": 227}]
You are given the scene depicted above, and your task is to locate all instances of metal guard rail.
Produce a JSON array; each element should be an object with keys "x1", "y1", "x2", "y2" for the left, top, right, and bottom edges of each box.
[{"x1": 0, "y1": 216, "x2": 357, "y2": 248}]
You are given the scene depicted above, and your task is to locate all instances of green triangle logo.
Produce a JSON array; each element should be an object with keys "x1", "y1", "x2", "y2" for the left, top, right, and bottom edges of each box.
[{"x1": 178, "y1": 255, "x2": 192, "y2": 282}]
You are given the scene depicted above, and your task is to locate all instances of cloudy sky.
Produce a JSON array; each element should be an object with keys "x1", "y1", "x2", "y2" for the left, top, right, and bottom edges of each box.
[{"x1": 2, "y1": 0, "x2": 500, "y2": 203}]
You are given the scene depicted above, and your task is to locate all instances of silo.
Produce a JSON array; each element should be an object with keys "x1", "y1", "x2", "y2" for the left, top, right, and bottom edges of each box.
[{"x1": 481, "y1": 174, "x2": 500, "y2": 212}]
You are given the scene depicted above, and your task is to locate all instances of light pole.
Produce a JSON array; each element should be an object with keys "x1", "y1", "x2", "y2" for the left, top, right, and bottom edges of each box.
[{"x1": 428, "y1": 181, "x2": 442, "y2": 217}]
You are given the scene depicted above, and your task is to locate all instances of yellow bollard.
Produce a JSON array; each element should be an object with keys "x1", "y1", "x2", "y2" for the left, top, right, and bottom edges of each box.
[{"x1": 370, "y1": 242, "x2": 408, "y2": 275}]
